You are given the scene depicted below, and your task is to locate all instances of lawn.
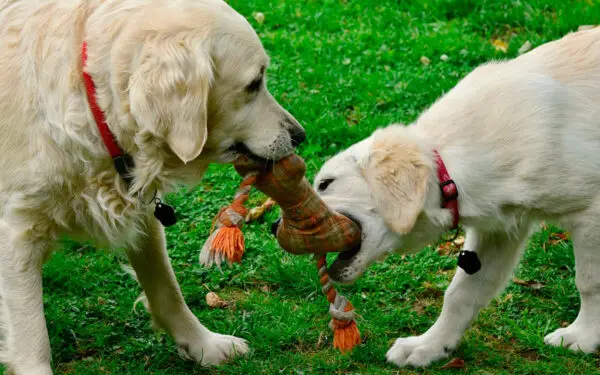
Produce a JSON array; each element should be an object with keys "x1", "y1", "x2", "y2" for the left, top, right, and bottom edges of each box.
[{"x1": 3, "y1": 0, "x2": 600, "y2": 374}]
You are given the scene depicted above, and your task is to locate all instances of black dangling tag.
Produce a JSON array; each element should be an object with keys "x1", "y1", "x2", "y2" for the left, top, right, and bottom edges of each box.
[
  {"x1": 154, "y1": 200, "x2": 177, "y2": 227},
  {"x1": 457, "y1": 250, "x2": 481, "y2": 275}
]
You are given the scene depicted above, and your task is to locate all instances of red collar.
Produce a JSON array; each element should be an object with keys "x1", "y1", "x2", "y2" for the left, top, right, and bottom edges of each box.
[
  {"x1": 81, "y1": 41, "x2": 124, "y2": 158},
  {"x1": 82, "y1": 42, "x2": 134, "y2": 184},
  {"x1": 433, "y1": 150, "x2": 459, "y2": 229}
]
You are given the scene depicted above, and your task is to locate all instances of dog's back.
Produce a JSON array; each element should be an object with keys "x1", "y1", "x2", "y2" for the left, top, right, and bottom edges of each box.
[{"x1": 415, "y1": 28, "x2": 600, "y2": 220}]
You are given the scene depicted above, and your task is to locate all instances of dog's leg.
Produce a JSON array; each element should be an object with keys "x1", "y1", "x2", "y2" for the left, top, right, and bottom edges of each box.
[
  {"x1": 544, "y1": 221, "x2": 600, "y2": 352},
  {"x1": 126, "y1": 217, "x2": 248, "y2": 366},
  {"x1": 386, "y1": 226, "x2": 530, "y2": 367},
  {"x1": 0, "y1": 223, "x2": 53, "y2": 375}
]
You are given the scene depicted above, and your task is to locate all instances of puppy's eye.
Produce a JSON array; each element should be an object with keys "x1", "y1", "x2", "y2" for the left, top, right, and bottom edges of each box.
[{"x1": 318, "y1": 178, "x2": 334, "y2": 192}]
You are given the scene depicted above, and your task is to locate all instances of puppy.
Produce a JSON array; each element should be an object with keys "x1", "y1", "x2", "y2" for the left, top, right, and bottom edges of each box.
[
  {"x1": 314, "y1": 28, "x2": 600, "y2": 367},
  {"x1": 0, "y1": 0, "x2": 304, "y2": 374}
]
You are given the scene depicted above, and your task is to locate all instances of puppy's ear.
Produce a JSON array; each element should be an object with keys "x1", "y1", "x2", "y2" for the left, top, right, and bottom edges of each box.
[
  {"x1": 129, "y1": 36, "x2": 213, "y2": 163},
  {"x1": 361, "y1": 135, "x2": 431, "y2": 234}
]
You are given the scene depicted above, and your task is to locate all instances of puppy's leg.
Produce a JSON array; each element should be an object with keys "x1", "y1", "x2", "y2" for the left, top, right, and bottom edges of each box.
[
  {"x1": 0, "y1": 223, "x2": 53, "y2": 375},
  {"x1": 544, "y1": 220, "x2": 600, "y2": 352},
  {"x1": 126, "y1": 217, "x2": 248, "y2": 366},
  {"x1": 387, "y1": 226, "x2": 530, "y2": 368}
]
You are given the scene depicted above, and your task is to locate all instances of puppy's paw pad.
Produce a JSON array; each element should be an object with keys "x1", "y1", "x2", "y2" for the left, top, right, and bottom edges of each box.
[
  {"x1": 179, "y1": 332, "x2": 249, "y2": 366},
  {"x1": 386, "y1": 336, "x2": 452, "y2": 368},
  {"x1": 544, "y1": 325, "x2": 600, "y2": 353}
]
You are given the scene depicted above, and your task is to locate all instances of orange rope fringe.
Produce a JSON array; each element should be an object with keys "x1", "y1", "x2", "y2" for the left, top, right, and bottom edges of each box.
[
  {"x1": 316, "y1": 255, "x2": 361, "y2": 353},
  {"x1": 210, "y1": 226, "x2": 245, "y2": 264}
]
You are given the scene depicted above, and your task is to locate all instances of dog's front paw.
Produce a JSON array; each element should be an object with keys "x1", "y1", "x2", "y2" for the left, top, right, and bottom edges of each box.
[
  {"x1": 544, "y1": 324, "x2": 600, "y2": 353},
  {"x1": 386, "y1": 335, "x2": 454, "y2": 367},
  {"x1": 178, "y1": 332, "x2": 249, "y2": 366}
]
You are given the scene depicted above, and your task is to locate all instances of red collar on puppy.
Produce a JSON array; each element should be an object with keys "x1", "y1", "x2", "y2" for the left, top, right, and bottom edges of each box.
[{"x1": 433, "y1": 150, "x2": 459, "y2": 229}]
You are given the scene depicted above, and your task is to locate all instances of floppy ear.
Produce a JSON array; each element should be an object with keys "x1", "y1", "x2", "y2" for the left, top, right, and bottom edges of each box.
[
  {"x1": 360, "y1": 136, "x2": 431, "y2": 234},
  {"x1": 129, "y1": 36, "x2": 213, "y2": 163}
]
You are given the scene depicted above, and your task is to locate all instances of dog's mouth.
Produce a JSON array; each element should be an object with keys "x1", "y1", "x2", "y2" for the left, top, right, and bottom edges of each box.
[
  {"x1": 229, "y1": 142, "x2": 262, "y2": 160},
  {"x1": 327, "y1": 213, "x2": 363, "y2": 280}
]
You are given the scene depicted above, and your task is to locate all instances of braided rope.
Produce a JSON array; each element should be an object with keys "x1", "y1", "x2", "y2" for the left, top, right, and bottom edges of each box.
[
  {"x1": 316, "y1": 255, "x2": 360, "y2": 352},
  {"x1": 199, "y1": 173, "x2": 257, "y2": 267},
  {"x1": 199, "y1": 165, "x2": 361, "y2": 352}
]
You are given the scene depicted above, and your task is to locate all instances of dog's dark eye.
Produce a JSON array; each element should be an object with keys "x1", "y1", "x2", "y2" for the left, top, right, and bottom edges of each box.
[
  {"x1": 318, "y1": 178, "x2": 334, "y2": 192},
  {"x1": 246, "y1": 77, "x2": 262, "y2": 93}
]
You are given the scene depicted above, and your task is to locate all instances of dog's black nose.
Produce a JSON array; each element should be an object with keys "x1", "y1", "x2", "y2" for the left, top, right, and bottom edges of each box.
[
  {"x1": 289, "y1": 127, "x2": 306, "y2": 147},
  {"x1": 270, "y1": 216, "x2": 282, "y2": 236}
]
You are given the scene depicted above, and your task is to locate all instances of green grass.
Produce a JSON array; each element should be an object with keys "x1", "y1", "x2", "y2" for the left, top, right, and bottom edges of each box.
[{"x1": 3, "y1": 0, "x2": 600, "y2": 374}]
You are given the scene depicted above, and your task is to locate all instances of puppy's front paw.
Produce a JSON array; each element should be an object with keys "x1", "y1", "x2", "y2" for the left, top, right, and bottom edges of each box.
[
  {"x1": 544, "y1": 324, "x2": 600, "y2": 353},
  {"x1": 386, "y1": 335, "x2": 454, "y2": 368},
  {"x1": 178, "y1": 332, "x2": 249, "y2": 366}
]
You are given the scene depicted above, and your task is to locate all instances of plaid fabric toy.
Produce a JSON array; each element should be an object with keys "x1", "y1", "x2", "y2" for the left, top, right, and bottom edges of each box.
[{"x1": 199, "y1": 154, "x2": 362, "y2": 352}]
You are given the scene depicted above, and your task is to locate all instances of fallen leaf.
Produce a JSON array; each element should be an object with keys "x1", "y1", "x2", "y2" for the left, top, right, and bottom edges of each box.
[
  {"x1": 436, "y1": 241, "x2": 454, "y2": 256},
  {"x1": 440, "y1": 54, "x2": 449, "y2": 61},
  {"x1": 245, "y1": 197, "x2": 277, "y2": 223},
  {"x1": 518, "y1": 40, "x2": 532, "y2": 55},
  {"x1": 441, "y1": 357, "x2": 465, "y2": 369},
  {"x1": 252, "y1": 12, "x2": 265, "y2": 24},
  {"x1": 512, "y1": 277, "x2": 544, "y2": 290},
  {"x1": 453, "y1": 235, "x2": 465, "y2": 246},
  {"x1": 436, "y1": 235, "x2": 464, "y2": 256},
  {"x1": 420, "y1": 55, "x2": 431, "y2": 65},
  {"x1": 561, "y1": 321, "x2": 570, "y2": 328},
  {"x1": 205, "y1": 292, "x2": 228, "y2": 308},
  {"x1": 345, "y1": 105, "x2": 361, "y2": 127},
  {"x1": 492, "y1": 39, "x2": 508, "y2": 53}
]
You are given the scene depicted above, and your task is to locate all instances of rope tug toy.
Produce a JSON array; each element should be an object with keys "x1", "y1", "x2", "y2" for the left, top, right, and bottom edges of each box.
[
  {"x1": 199, "y1": 154, "x2": 362, "y2": 352},
  {"x1": 198, "y1": 173, "x2": 256, "y2": 267}
]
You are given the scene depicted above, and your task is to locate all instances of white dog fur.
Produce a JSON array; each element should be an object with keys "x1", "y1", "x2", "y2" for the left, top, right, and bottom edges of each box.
[
  {"x1": 0, "y1": 0, "x2": 305, "y2": 374},
  {"x1": 315, "y1": 28, "x2": 600, "y2": 367}
]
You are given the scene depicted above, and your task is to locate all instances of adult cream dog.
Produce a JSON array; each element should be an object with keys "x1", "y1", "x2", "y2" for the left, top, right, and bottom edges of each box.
[
  {"x1": 314, "y1": 28, "x2": 600, "y2": 367},
  {"x1": 0, "y1": 0, "x2": 305, "y2": 374}
]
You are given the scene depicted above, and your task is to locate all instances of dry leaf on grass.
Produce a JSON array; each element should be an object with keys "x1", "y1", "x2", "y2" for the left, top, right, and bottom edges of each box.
[
  {"x1": 252, "y1": 12, "x2": 265, "y2": 24},
  {"x1": 453, "y1": 235, "x2": 465, "y2": 246},
  {"x1": 492, "y1": 39, "x2": 508, "y2": 53},
  {"x1": 512, "y1": 277, "x2": 544, "y2": 290},
  {"x1": 441, "y1": 357, "x2": 465, "y2": 369},
  {"x1": 436, "y1": 235, "x2": 465, "y2": 256},
  {"x1": 437, "y1": 241, "x2": 455, "y2": 256},
  {"x1": 245, "y1": 197, "x2": 277, "y2": 223},
  {"x1": 205, "y1": 292, "x2": 228, "y2": 308},
  {"x1": 420, "y1": 55, "x2": 431, "y2": 65},
  {"x1": 518, "y1": 40, "x2": 532, "y2": 55}
]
